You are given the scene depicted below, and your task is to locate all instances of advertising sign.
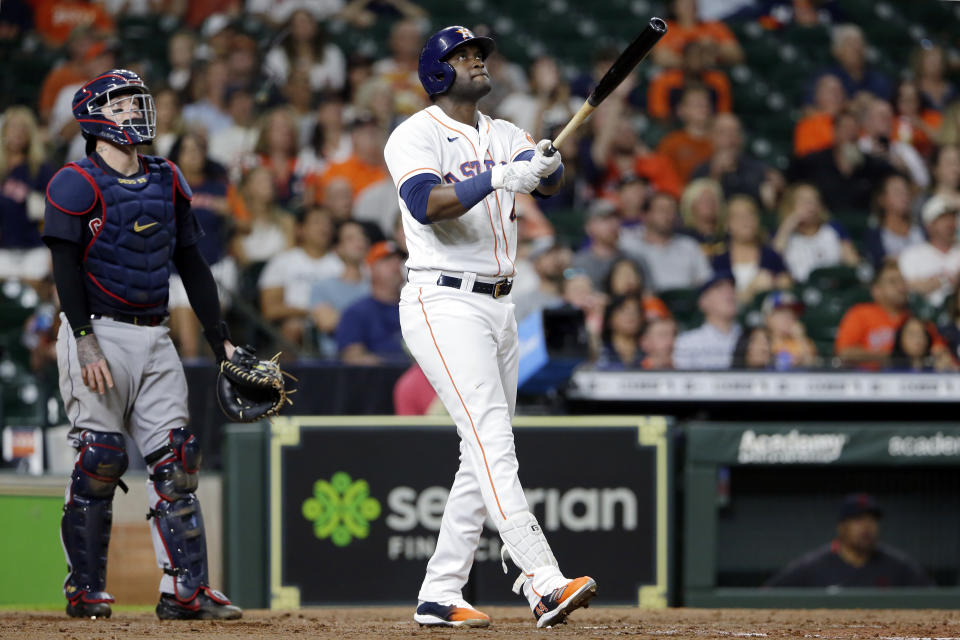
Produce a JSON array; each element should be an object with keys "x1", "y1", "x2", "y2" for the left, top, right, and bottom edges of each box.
[{"x1": 268, "y1": 416, "x2": 669, "y2": 608}]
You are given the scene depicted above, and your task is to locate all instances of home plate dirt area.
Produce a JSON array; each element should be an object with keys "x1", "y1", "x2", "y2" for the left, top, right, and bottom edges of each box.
[{"x1": 4, "y1": 607, "x2": 960, "y2": 639}]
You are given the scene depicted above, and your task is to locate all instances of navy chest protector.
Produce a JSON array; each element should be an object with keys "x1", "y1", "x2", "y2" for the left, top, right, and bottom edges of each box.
[{"x1": 70, "y1": 155, "x2": 177, "y2": 312}]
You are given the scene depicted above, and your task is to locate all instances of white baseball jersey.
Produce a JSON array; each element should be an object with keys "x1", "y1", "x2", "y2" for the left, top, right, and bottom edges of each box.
[{"x1": 384, "y1": 104, "x2": 536, "y2": 277}]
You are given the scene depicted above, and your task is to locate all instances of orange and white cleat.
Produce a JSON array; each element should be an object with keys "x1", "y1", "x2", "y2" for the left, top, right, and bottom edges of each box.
[
  {"x1": 413, "y1": 600, "x2": 491, "y2": 628},
  {"x1": 527, "y1": 576, "x2": 598, "y2": 628}
]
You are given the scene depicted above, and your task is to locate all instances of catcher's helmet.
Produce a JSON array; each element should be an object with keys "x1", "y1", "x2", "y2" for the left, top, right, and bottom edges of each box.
[
  {"x1": 418, "y1": 26, "x2": 495, "y2": 97},
  {"x1": 72, "y1": 69, "x2": 156, "y2": 146}
]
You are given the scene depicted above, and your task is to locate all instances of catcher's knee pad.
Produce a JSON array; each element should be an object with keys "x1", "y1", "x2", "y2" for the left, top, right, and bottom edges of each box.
[
  {"x1": 62, "y1": 430, "x2": 128, "y2": 602},
  {"x1": 146, "y1": 428, "x2": 210, "y2": 601}
]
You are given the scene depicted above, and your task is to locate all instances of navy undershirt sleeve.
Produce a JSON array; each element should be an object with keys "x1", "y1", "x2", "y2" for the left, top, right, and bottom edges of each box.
[{"x1": 399, "y1": 173, "x2": 442, "y2": 225}]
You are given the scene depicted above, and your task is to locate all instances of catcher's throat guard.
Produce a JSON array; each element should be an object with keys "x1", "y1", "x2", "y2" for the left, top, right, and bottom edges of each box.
[{"x1": 217, "y1": 346, "x2": 294, "y2": 422}]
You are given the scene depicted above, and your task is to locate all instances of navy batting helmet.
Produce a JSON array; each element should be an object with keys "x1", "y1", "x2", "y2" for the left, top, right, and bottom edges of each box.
[
  {"x1": 72, "y1": 69, "x2": 156, "y2": 146},
  {"x1": 418, "y1": 26, "x2": 495, "y2": 97}
]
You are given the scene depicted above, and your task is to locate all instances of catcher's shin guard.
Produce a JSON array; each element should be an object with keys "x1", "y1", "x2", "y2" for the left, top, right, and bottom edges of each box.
[
  {"x1": 61, "y1": 430, "x2": 129, "y2": 617},
  {"x1": 146, "y1": 428, "x2": 213, "y2": 603}
]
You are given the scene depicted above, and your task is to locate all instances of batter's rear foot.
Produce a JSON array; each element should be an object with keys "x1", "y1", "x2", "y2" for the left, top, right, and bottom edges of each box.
[{"x1": 414, "y1": 601, "x2": 491, "y2": 627}]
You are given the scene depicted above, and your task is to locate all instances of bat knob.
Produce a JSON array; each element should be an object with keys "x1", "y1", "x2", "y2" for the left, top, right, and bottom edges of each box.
[{"x1": 543, "y1": 142, "x2": 559, "y2": 157}]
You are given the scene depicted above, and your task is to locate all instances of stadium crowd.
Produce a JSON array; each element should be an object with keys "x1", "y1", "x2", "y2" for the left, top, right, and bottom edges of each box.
[{"x1": 2, "y1": 0, "x2": 960, "y2": 377}]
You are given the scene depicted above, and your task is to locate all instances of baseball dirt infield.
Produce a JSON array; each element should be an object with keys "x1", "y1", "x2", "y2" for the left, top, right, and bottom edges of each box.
[{"x1": 4, "y1": 607, "x2": 960, "y2": 639}]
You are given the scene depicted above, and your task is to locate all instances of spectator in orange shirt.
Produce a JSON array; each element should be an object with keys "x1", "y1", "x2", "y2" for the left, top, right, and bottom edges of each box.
[
  {"x1": 33, "y1": 0, "x2": 114, "y2": 48},
  {"x1": 794, "y1": 73, "x2": 846, "y2": 157},
  {"x1": 654, "y1": 0, "x2": 743, "y2": 69},
  {"x1": 305, "y1": 112, "x2": 389, "y2": 206},
  {"x1": 657, "y1": 85, "x2": 714, "y2": 183},
  {"x1": 587, "y1": 107, "x2": 683, "y2": 200},
  {"x1": 835, "y1": 261, "x2": 947, "y2": 368},
  {"x1": 38, "y1": 27, "x2": 96, "y2": 122},
  {"x1": 647, "y1": 40, "x2": 731, "y2": 121}
]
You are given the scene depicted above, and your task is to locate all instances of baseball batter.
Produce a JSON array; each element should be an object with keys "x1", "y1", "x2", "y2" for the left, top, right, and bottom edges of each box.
[
  {"x1": 384, "y1": 26, "x2": 597, "y2": 628},
  {"x1": 43, "y1": 69, "x2": 240, "y2": 620}
]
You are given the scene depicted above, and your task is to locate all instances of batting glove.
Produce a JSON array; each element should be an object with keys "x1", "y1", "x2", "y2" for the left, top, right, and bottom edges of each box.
[
  {"x1": 491, "y1": 161, "x2": 540, "y2": 194},
  {"x1": 529, "y1": 139, "x2": 562, "y2": 178}
]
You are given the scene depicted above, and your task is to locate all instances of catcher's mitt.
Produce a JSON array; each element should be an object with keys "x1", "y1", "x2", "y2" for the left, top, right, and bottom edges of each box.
[{"x1": 217, "y1": 346, "x2": 295, "y2": 422}]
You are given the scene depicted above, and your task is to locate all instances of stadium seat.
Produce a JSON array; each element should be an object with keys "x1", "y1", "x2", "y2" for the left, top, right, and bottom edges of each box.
[
  {"x1": 658, "y1": 287, "x2": 703, "y2": 331},
  {"x1": 805, "y1": 265, "x2": 862, "y2": 292}
]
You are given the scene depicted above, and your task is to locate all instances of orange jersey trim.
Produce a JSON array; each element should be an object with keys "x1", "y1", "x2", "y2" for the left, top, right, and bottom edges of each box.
[{"x1": 417, "y1": 287, "x2": 507, "y2": 520}]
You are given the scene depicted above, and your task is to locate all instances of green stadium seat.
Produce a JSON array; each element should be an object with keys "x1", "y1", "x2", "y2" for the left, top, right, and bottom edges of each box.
[
  {"x1": 658, "y1": 287, "x2": 703, "y2": 331},
  {"x1": 805, "y1": 265, "x2": 861, "y2": 293}
]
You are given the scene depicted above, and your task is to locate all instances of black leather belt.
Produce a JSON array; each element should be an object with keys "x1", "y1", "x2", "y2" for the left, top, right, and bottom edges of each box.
[
  {"x1": 92, "y1": 313, "x2": 166, "y2": 326},
  {"x1": 436, "y1": 275, "x2": 513, "y2": 298}
]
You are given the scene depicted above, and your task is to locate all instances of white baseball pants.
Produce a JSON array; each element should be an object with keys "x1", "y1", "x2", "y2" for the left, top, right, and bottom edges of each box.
[{"x1": 400, "y1": 275, "x2": 535, "y2": 604}]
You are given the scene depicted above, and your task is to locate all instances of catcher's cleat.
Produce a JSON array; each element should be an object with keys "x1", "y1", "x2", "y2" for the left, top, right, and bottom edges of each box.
[
  {"x1": 156, "y1": 589, "x2": 242, "y2": 620},
  {"x1": 413, "y1": 601, "x2": 491, "y2": 628},
  {"x1": 66, "y1": 592, "x2": 113, "y2": 619},
  {"x1": 530, "y1": 576, "x2": 597, "y2": 628}
]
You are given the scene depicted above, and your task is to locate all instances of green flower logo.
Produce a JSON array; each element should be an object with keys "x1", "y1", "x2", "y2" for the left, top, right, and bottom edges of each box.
[{"x1": 301, "y1": 471, "x2": 381, "y2": 547}]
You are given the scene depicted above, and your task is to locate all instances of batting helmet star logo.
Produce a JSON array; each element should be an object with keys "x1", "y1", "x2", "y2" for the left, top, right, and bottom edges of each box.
[{"x1": 456, "y1": 28, "x2": 473, "y2": 39}]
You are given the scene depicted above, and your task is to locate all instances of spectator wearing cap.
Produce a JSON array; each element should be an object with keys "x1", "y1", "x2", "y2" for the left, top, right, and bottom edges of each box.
[
  {"x1": 772, "y1": 183, "x2": 859, "y2": 283},
  {"x1": 808, "y1": 24, "x2": 891, "y2": 103},
  {"x1": 788, "y1": 109, "x2": 895, "y2": 214},
  {"x1": 835, "y1": 260, "x2": 947, "y2": 369},
  {"x1": 514, "y1": 243, "x2": 570, "y2": 323},
  {"x1": 793, "y1": 74, "x2": 846, "y2": 158},
  {"x1": 691, "y1": 113, "x2": 782, "y2": 212},
  {"x1": 656, "y1": 85, "x2": 714, "y2": 184},
  {"x1": 336, "y1": 240, "x2": 408, "y2": 365},
  {"x1": 673, "y1": 272, "x2": 742, "y2": 369},
  {"x1": 863, "y1": 174, "x2": 925, "y2": 270},
  {"x1": 713, "y1": 195, "x2": 792, "y2": 305},
  {"x1": 572, "y1": 202, "x2": 629, "y2": 292},
  {"x1": 765, "y1": 493, "x2": 933, "y2": 588},
  {"x1": 763, "y1": 291, "x2": 817, "y2": 370},
  {"x1": 899, "y1": 195, "x2": 960, "y2": 308},
  {"x1": 679, "y1": 177, "x2": 726, "y2": 259},
  {"x1": 259, "y1": 208, "x2": 346, "y2": 350},
  {"x1": 305, "y1": 112, "x2": 389, "y2": 207},
  {"x1": 731, "y1": 326, "x2": 773, "y2": 369},
  {"x1": 620, "y1": 192, "x2": 712, "y2": 293}
]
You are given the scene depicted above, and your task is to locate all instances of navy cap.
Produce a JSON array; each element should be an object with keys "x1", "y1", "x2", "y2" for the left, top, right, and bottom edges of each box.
[
  {"x1": 839, "y1": 493, "x2": 883, "y2": 521},
  {"x1": 698, "y1": 270, "x2": 735, "y2": 297}
]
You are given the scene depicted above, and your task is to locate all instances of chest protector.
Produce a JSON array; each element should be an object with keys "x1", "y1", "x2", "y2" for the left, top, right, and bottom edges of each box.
[{"x1": 72, "y1": 155, "x2": 176, "y2": 312}]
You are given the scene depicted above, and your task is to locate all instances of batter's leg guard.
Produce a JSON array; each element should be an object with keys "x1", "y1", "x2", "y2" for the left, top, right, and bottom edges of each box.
[
  {"x1": 498, "y1": 511, "x2": 596, "y2": 626},
  {"x1": 61, "y1": 430, "x2": 129, "y2": 619},
  {"x1": 146, "y1": 428, "x2": 241, "y2": 620}
]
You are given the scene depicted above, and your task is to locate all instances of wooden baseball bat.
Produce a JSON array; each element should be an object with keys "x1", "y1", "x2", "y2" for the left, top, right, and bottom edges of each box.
[{"x1": 545, "y1": 17, "x2": 668, "y2": 156}]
